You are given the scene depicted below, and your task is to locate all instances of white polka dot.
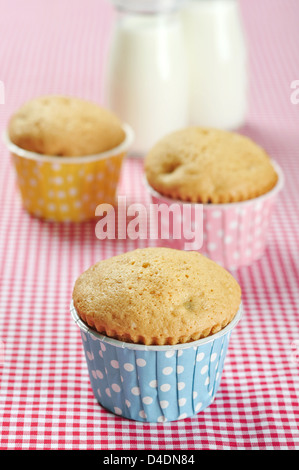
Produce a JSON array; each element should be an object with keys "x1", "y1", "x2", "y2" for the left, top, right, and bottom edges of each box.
[
  {"x1": 211, "y1": 353, "x2": 217, "y2": 362},
  {"x1": 96, "y1": 370, "x2": 103, "y2": 379},
  {"x1": 136, "y1": 358, "x2": 146, "y2": 367},
  {"x1": 30, "y1": 178, "x2": 37, "y2": 187},
  {"x1": 178, "y1": 382, "x2": 185, "y2": 391},
  {"x1": 131, "y1": 387, "x2": 140, "y2": 396},
  {"x1": 196, "y1": 352, "x2": 205, "y2": 362},
  {"x1": 178, "y1": 413, "x2": 188, "y2": 420},
  {"x1": 233, "y1": 251, "x2": 240, "y2": 260},
  {"x1": 224, "y1": 235, "x2": 233, "y2": 244},
  {"x1": 157, "y1": 416, "x2": 168, "y2": 422},
  {"x1": 114, "y1": 407, "x2": 122, "y2": 415},
  {"x1": 178, "y1": 350, "x2": 183, "y2": 357},
  {"x1": 111, "y1": 360, "x2": 119, "y2": 369},
  {"x1": 195, "y1": 402, "x2": 202, "y2": 412},
  {"x1": 165, "y1": 350, "x2": 175, "y2": 358},
  {"x1": 212, "y1": 210, "x2": 221, "y2": 218},
  {"x1": 201, "y1": 365, "x2": 208, "y2": 374},
  {"x1": 160, "y1": 384, "x2": 171, "y2": 392},
  {"x1": 86, "y1": 351, "x2": 94, "y2": 360},
  {"x1": 177, "y1": 365, "x2": 184, "y2": 374},
  {"x1": 124, "y1": 363, "x2": 134, "y2": 372},
  {"x1": 178, "y1": 398, "x2": 186, "y2": 406},
  {"x1": 99, "y1": 350, "x2": 103, "y2": 358},
  {"x1": 53, "y1": 176, "x2": 63, "y2": 185},
  {"x1": 149, "y1": 380, "x2": 157, "y2": 388},
  {"x1": 47, "y1": 203, "x2": 56, "y2": 212},
  {"x1": 105, "y1": 388, "x2": 111, "y2": 397},
  {"x1": 100, "y1": 343, "x2": 106, "y2": 351},
  {"x1": 69, "y1": 187, "x2": 77, "y2": 196},
  {"x1": 230, "y1": 220, "x2": 238, "y2": 229},
  {"x1": 160, "y1": 400, "x2": 169, "y2": 409},
  {"x1": 97, "y1": 388, "x2": 101, "y2": 397},
  {"x1": 112, "y1": 383, "x2": 121, "y2": 393},
  {"x1": 60, "y1": 204, "x2": 69, "y2": 213},
  {"x1": 162, "y1": 367, "x2": 173, "y2": 375},
  {"x1": 51, "y1": 163, "x2": 61, "y2": 171},
  {"x1": 125, "y1": 400, "x2": 131, "y2": 408},
  {"x1": 204, "y1": 377, "x2": 210, "y2": 386},
  {"x1": 193, "y1": 391, "x2": 198, "y2": 399},
  {"x1": 207, "y1": 242, "x2": 217, "y2": 251},
  {"x1": 57, "y1": 190, "x2": 65, "y2": 199},
  {"x1": 139, "y1": 410, "x2": 147, "y2": 419},
  {"x1": 86, "y1": 174, "x2": 94, "y2": 182},
  {"x1": 142, "y1": 396, "x2": 153, "y2": 405}
]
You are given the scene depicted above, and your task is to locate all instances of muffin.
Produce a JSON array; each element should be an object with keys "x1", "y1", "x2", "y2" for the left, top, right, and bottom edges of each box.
[
  {"x1": 145, "y1": 127, "x2": 278, "y2": 204},
  {"x1": 71, "y1": 247, "x2": 243, "y2": 422},
  {"x1": 144, "y1": 127, "x2": 283, "y2": 269},
  {"x1": 72, "y1": 247, "x2": 241, "y2": 345},
  {"x1": 4, "y1": 95, "x2": 134, "y2": 222},
  {"x1": 8, "y1": 95, "x2": 126, "y2": 157}
]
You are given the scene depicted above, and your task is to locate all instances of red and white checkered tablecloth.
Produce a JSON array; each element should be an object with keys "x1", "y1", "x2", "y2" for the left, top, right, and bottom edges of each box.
[{"x1": 0, "y1": 0, "x2": 298, "y2": 450}]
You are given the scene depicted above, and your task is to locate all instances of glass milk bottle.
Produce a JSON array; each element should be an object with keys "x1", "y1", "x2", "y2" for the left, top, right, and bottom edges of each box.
[
  {"x1": 104, "y1": 0, "x2": 189, "y2": 157},
  {"x1": 182, "y1": 0, "x2": 248, "y2": 129}
]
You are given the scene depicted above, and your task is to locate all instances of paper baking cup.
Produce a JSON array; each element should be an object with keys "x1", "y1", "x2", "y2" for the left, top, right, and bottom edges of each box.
[
  {"x1": 3, "y1": 124, "x2": 134, "y2": 222},
  {"x1": 71, "y1": 300, "x2": 243, "y2": 422},
  {"x1": 145, "y1": 161, "x2": 284, "y2": 270}
]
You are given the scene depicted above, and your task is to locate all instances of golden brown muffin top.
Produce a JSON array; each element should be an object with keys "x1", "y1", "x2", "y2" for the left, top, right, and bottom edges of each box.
[
  {"x1": 72, "y1": 247, "x2": 241, "y2": 346},
  {"x1": 145, "y1": 127, "x2": 278, "y2": 203},
  {"x1": 8, "y1": 95, "x2": 126, "y2": 156}
]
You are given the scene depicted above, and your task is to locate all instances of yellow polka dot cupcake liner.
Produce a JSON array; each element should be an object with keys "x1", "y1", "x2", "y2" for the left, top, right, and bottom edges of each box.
[{"x1": 3, "y1": 124, "x2": 134, "y2": 222}]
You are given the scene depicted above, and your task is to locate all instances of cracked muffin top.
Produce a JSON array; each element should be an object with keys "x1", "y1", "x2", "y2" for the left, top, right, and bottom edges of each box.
[
  {"x1": 72, "y1": 247, "x2": 241, "y2": 346},
  {"x1": 145, "y1": 127, "x2": 278, "y2": 203},
  {"x1": 8, "y1": 95, "x2": 125, "y2": 157}
]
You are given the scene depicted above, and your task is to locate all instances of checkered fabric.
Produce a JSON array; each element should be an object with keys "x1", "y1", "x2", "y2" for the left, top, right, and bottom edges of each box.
[{"x1": 0, "y1": 0, "x2": 298, "y2": 449}]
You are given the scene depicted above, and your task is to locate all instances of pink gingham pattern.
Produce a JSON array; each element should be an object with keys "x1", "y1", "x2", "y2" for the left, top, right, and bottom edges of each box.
[{"x1": 0, "y1": 0, "x2": 298, "y2": 450}]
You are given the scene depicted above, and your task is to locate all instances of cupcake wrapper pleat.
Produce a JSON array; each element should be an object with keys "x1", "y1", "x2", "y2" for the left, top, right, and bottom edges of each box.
[
  {"x1": 148, "y1": 161, "x2": 283, "y2": 270},
  {"x1": 12, "y1": 152, "x2": 125, "y2": 222},
  {"x1": 74, "y1": 302, "x2": 242, "y2": 423}
]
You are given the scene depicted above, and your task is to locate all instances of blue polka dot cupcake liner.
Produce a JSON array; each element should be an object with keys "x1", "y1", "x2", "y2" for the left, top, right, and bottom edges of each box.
[{"x1": 71, "y1": 301, "x2": 243, "y2": 422}]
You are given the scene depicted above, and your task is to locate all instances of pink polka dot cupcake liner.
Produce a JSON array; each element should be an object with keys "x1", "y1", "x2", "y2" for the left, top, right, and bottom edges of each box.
[
  {"x1": 145, "y1": 161, "x2": 284, "y2": 270},
  {"x1": 3, "y1": 124, "x2": 134, "y2": 222},
  {"x1": 71, "y1": 300, "x2": 243, "y2": 422}
]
